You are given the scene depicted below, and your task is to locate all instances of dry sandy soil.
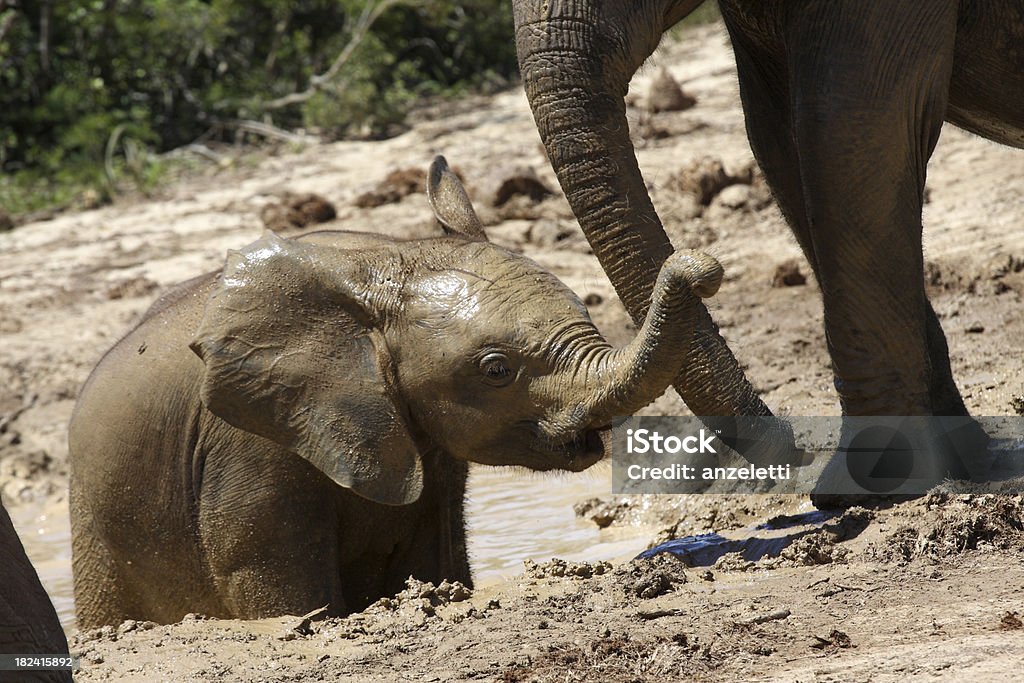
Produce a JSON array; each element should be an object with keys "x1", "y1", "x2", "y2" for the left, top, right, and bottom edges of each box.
[{"x1": 2, "y1": 23, "x2": 1024, "y2": 682}]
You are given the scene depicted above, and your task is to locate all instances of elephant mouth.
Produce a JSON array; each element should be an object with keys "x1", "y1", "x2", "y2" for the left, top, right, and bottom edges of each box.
[{"x1": 561, "y1": 425, "x2": 612, "y2": 472}]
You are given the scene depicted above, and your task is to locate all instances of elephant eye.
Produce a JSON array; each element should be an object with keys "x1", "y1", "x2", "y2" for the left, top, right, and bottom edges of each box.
[{"x1": 480, "y1": 352, "x2": 515, "y2": 387}]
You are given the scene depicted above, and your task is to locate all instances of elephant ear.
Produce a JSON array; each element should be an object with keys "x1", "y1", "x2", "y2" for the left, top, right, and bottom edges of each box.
[
  {"x1": 426, "y1": 155, "x2": 487, "y2": 240},
  {"x1": 189, "y1": 231, "x2": 423, "y2": 505}
]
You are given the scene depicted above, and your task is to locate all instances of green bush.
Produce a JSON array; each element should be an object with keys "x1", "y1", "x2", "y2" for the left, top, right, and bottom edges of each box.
[{"x1": 0, "y1": 0, "x2": 518, "y2": 217}]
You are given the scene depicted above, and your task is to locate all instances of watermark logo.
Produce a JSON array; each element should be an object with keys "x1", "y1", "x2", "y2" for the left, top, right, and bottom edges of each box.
[
  {"x1": 612, "y1": 416, "x2": 1024, "y2": 496},
  {"x1": 842, "y1": 425, "x2": 915, "y2": 493},
  {"x1": 626, "y1": 428, "x2": 716, "y2": 455}
]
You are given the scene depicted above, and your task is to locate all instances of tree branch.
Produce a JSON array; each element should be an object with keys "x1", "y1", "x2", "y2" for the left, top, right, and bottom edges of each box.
[
  {"x1": 0, "y1": 7, "x2": 17, "y2": 47},
  {"x1": 258, "y1": 0, "x2": 416, "y2": 111},
  {"x1": 228, "y1": 119, "x2": 318, "y2": 144}
]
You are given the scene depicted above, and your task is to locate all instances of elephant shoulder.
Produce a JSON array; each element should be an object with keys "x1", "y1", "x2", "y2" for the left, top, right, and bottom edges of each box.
[
  {"x1": 141, "y1": 271, "x2": 220, "y2": 321},
  {"x1": 295, "y1": 229, "x2": 404, "y2": 250},
  {"x1": 72, "y1": 276, "x2": 212, "y2": 460}
]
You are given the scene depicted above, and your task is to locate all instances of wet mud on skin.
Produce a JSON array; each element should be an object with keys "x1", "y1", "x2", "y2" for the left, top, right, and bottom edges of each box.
[{"x1": 2, "y1": 23, "x2": 1024, "y2": 681}]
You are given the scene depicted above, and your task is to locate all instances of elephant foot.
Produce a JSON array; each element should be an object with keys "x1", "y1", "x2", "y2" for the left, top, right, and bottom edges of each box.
[{"x1": 809, "y1": 417, "x2": 991, "y2": 511}]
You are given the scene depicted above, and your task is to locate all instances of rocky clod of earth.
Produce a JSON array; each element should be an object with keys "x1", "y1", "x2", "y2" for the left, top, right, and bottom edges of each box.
[
  {"x1": 478, "y1": 165, "x2": 554, "y2": 207},
  {"x1": 772, "y1": 258, "x2": 808, "y2": 287},
  {"x1": 478, "y1": 165, "x2": 553, "y2": 207},
  {"x1": 670, "y1": 156, "x2": 755, "y2": 206},
  {"x1": 573, "y1": 496, "x2": 630, "y2": 529},
  {"x1": 771, "y1": 508, "x2": 873, "y2": 567},
  {"x1": 646, "y1": 67, "x2": 697, "y2": 113},
  {"x1": 353, "y1": 167, "x2": 428, "y2": 208},
  {"x1": 370, "y1": 577, "x2": 472, "y2": 613},
  {"x1": 1012, "y1": 395, "x2": 1024, "y2": 415},
  {"x1": 871, "y1": 492, "x2": 1024, "y2": 563},
  {"x1": 616, "y1": 553, "x2": 689, "y2": 599},
  {"x1": 260, "y1": 192, "x2": 337, "y2": 233},
  {"x1": 524, "y1": 558, "x2": 612, "y2": 580},
  {"x1": 473, "y1": 165, "x2": 564, "y2": 224}
]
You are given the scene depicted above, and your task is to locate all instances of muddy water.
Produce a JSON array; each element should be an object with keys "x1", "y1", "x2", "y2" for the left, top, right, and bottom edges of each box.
[
  {"x1": 466, "y1": 463, "x2": 649, "y2": 583},
  {"x1": 10, "y1": 463, "x2": 647, "y2": 635},
  {"x1": 8, "y1": 498, "x2": 74, "y2": 634}
]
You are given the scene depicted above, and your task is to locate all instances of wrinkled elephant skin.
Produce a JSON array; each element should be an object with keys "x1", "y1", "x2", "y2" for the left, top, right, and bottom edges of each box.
[
  {"x1": 513, "y1": 0, "x2": 1024, "y2": 417},
  {"x1": 69, "y1": 158, "x2": 725, "y2": 628},
  {"x1": 513, "y1": 1, "x2": 1023, "y2": 503}
]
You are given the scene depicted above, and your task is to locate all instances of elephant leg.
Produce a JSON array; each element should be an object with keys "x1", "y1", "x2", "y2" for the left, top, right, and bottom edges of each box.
[
  {"x1": 199, "y1": 443, "x2": 347, "y2": 620},
  {"x1": 924, "y1": 301, "x2": 970, "y2": 416},
  {"x1": 383, "y1": 455, "x2": 472, "y2": 592},
  {"x1": 203, "y1": 513, "x2": 346, "y2": 620},
  {"x1": 727, "y1": 7, "x2": 972, "y2": 419},
  {"x1": 70, "y1": 497, "x2": 138, "y2": 630},
  {"x1": 71, "y1": 539, "x2": 132, "y2": 630},
  {"x1": 781, "y1": 1, "x2": 960, "y2": 416},
  {"x1": 726, "y1": 2, "x2": 989, "y2": 507},
  {"x1": 723, "y1": 15, "x2": 816, "y2": 274}
]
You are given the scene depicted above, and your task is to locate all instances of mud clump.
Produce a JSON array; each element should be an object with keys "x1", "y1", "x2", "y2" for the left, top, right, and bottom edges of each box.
[
  {"x1": 925, "y1": 254, "x2": 1024, "y2": 296},
  {"x1": 919, "y1": 493, "x2": 1024, "y2": 554},
  {"x1": 261, "y1": 192, "x2": 337, "y2": 232},
  {"x1": 773, "y1": 507, "x2": 872, "y2": 566},
  {"x1": 873, "y1": 493, "x2": 1024, "y2": 562},
  {"x1": 353, "y1": 167, "x2": 427, "y2": 208},
  {"x1": 105, "y1": 275, "x2": 159, "y2": 300},
  {"x1": 670, "y1": 157, "x2": 754, "y2": 206},
  {"x1": 810, "y1": 629, "x2": 853, "y2": 651},
  {"x1": 1012, "y1": 396, "x2": 1024, "y2": 415},
  {"x1": 1000, "y1": 611, "x2": 1023, "y2": 630},
  {"x1": 772, "y1": 259, "x2": 808, "y2": 287},
  {"x1": 479, "y1": 165, "x2": 553, "y2": 207},
  {"x1": 646, "y1": 68, "x2": 697, "y2": 113},
  {"x1": 874, "y1": 525, "x2": 921, "y2": 563},
  {"x1": 713, "y1": 552, "x2": 754, "y2": 572},
  {"x1": 524, "y1": 558, "x2": 611, "y2": 580},
  {"x1": 500, "y1": 632, "x2": 713, "y2": 683},
  {"x1": 477, "y1": 165, "x2": 559, "y2": 223},
  {"x1": 617, "y1": 554, "x2": 687, "y2": 599},
  {"x1": 829, "y1": 507, "x2": 875, "y2": 539},
  {"x1": 777, "y1": 531, "x2": 849, "y2": 566},
  {"x1": 370, "y1": 577, "x2": 472, "y2": 614},
  {"x1": 574, "y1": 497, "x2": 633, "y2": 529}
]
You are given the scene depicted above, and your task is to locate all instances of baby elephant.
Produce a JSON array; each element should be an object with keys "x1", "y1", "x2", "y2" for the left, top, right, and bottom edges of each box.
[{"x1": 69, "y1": 157, "x2": 724, "y2": 628}]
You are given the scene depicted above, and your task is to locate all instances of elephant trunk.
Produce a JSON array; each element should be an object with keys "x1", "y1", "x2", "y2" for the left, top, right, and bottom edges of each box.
[
  {"x1": 585, "y1": 251, "x2": 723, "y2": 424},
  {"x1": 515, "y1": 1, "x2": 797, "y2": 464}
]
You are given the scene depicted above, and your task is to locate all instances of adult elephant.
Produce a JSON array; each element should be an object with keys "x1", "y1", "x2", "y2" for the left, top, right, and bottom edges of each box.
[
  {"x1": 0, "y1": 503, "x2": 71, "y2": 683},
  {"x1": 513, "y1": 2, "x2": 1022, "y2": 459}
]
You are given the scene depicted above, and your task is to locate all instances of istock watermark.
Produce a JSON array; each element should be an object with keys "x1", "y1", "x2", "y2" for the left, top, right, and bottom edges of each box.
[
  {"x1": 612, "y1": 416, "x2": 1024, "y2": 496},
  {"x1": 625, "y1": 428, "x2": 718, "y2": 454}
]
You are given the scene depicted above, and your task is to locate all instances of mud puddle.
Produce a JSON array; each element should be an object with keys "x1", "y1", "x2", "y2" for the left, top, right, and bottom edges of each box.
[
  {"x1": 11, "y1": 461, "x2": 651, "y2": 635},
  {"x1": 7, "y1": 498, "x2": 74, "y2": 632}
]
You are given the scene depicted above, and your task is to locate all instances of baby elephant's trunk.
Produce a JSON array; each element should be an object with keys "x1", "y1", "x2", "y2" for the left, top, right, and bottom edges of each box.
[{"x1": 585, "y1": 251, "x2": 724, "y2": 424}]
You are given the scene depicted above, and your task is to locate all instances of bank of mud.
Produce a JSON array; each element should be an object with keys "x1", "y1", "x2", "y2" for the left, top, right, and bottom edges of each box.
[
  {"x1": 2, "y1": 22, "x2": 1024, "y2": 682},
  {"x1": 71, "y1": 493, "x2": 1024, "y2": 682}
]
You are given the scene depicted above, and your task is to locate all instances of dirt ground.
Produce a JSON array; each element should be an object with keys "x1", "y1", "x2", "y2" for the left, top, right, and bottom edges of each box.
[{"x1": 2, "y1": 23, "x2": 1024, "y2": 682}]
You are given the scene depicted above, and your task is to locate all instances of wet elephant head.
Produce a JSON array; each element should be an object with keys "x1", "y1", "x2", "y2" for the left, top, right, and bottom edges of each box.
[{"x1": 190, "y1": 156, "x2": 725, "y2": 505}]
